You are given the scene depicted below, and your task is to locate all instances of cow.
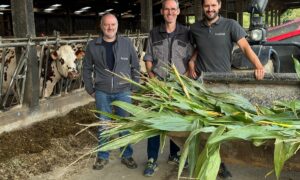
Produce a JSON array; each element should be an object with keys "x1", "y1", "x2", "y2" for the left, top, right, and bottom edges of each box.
[
  {"x1": 0, "y1": 44, "x2": 84, "y2": 100},
  {"x1": 0, "y1": 47, "x2": 16, "y2": 96},
  {"x1": 40, "y1": 44, "x2": 84, "y2": 97}
]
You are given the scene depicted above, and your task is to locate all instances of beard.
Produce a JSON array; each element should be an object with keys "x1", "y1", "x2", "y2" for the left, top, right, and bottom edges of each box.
[{"x1": 204, "y1": 11, "x2": 219, "y2": 21}]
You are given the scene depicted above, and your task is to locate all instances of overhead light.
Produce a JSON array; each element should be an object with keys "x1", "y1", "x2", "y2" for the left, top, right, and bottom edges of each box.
[
  {"x1": 0, "y1": 12, "x2": 3, "y2": 15},
  {"x1": 75, "y1": 10, "x2": 83, "y2": 14},
  {"x1": 0, "y1": 5, "x2": 10, "y2": 8},
  {"x1": 51, "y1": 4, "x2": 61, "y2": 7},
  {"x1": 105, "y1": 9, "x2": 114, "y2": 12},
  {"x1": 98, "y1": 12, "x2": 106, "y2": 16},
  {"x1": 81, "y1": 6, "x2": 91, "y2": 10},
  {"x1": 44, "y1": 8, "x2": 54, "y2": 13},
  {"x1": 114, "y1": 1, "x2": 119, "y2": 3},
  {"x1": 122, "y1": 14, "x2": 135, "y2": 18}
]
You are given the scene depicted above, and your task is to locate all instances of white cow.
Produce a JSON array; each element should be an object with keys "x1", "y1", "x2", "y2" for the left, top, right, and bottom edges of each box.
[
  {"x1": 40, "y1": 45, "x2": 84, "y2": 97},
  {"x1": 0, "y1": 47, "x2": 16, "y2": 95},
  {"x1": 0, "y1": 44, "x2": 84, "y2": 99}
]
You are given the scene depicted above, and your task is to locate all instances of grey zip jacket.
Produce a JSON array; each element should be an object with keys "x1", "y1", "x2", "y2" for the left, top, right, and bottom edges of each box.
[
  {"x1": 83, "y1": 35, "x2": 140, "y2": 94},
  {"x1": 144, "y1": 23, "x2": 194, "y2": 78}
]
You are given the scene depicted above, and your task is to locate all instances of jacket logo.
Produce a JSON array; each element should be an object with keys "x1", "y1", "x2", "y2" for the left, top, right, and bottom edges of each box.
[
  {"x1": 120, "y1": 57, "x2": 128, "y2": 60},
  {"x1": 215, "y1": 32, "x2": 225, "y2": 36}
]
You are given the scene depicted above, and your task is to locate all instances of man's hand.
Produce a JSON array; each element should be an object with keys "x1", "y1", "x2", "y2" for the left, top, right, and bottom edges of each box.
[
  {"x1": 237, "y1": 38, "x2": 266, "y2": 80},
  {"x1": 254, "y1": 67, "x2": 265, "y2": 80},
  {"x1": 187, "y1": 61, "x2": 197, "y2": 79},
  {"x1": 148, "y1": 71, "x2": 156, "y2": 78}
]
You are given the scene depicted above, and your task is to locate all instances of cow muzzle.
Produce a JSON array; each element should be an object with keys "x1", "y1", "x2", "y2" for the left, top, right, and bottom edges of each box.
[{"x1": 68, "y1": 71, "x2": 80, "y2": 79}]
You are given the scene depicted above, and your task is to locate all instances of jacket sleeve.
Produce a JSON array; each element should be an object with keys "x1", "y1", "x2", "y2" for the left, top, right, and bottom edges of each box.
[
  {"x1": 82, "y1": 43, "x2": 95, "y2": 95},
  {"x1": 143, "y1": 32, "x2": 153, "y2": 61},
  {"x1": 129, "y1": 41, "x2": 140, "y2": 87}
]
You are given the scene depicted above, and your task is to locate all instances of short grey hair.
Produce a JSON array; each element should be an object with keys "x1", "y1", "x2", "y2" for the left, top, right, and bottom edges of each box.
[
  {"x1": 162, "y1": 0, "x2": 179, "y2": 9},
  {"x1": 100, "y1": 13, "x2": 118, "y2": 26},
  {"x1": 201, "y1": 0, "x2": 221, "y2": 5}
]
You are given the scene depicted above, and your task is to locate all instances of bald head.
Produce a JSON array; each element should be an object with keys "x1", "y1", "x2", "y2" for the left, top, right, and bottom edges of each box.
[
  {"x1": 100, "y1": 13, "x2": 118, "y2": 27},
  {"x1": 100, "y1": 13, "x2": 118, "y2": 42}
]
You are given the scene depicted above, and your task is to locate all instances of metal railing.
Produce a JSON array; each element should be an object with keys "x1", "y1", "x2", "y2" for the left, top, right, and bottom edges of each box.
[{"x1": 0, "y1": 33, "x2": 149, "y2": 110}]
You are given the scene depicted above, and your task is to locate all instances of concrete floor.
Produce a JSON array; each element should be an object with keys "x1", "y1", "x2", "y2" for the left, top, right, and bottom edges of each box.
[{"x1": 30, "y1": 140, "x2": 300, "y2": 180}]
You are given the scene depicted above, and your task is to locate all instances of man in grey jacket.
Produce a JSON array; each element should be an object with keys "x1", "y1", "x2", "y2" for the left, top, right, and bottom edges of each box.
[
  {"x1": 143, "y1": 0, "x2": 193, "y2": 177},
  {"x1": 83, "y1": 13, "x2": 140, "y2": 170}
]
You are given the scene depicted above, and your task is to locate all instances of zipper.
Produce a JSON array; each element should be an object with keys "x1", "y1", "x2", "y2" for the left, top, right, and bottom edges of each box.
[
  {"x1": 111, "y1": 76, "x2": 114, "y2": 92},
  {"x1": 168, "y1": 33, "x2": 176, "y2": 77},
  {"x1": 111, "y1": 40, "x2": 117, "y2": 93}
]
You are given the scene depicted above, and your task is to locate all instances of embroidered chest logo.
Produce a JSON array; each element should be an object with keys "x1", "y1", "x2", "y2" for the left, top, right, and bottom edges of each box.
[
  {"x1": 215, "y1": 32, "x2": 226, "y2": 36},
  {"x1": 120, "y1": 57, "x2": 129, "y2": 60}
]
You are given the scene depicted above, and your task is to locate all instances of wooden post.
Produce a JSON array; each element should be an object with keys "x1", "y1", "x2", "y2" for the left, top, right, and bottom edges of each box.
[
  {"x1": 270, "y1": 9, "x2": 274, "y2": 27},
  {"x1": 141, "y1": 0, "x2": 152, "y2": 33},
  {"x1": 278, "y1": 11, "x2": 281, "y2": 25},
  {"x1": 194, "y1": 0, "x2": 202, "y2": 21},
  {"x1": 274, "y1": 10, "x2": 278, "y2": 26},
  {"x1": 11, "y1": 0, "x2": 39, "y2": 109},
  {"x1": 238, "y1": 0, "x2": 243, "y2": 27},
  {"x1": 265, "y1": 11, "x2": 269, "y2": 26}
]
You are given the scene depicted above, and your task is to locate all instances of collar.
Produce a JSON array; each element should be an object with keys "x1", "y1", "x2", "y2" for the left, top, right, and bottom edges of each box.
[
  {"x1": 95, "y1": 34, "x2": 119, "y2": 45},
  {"x1": 200, "y1": 15, "x2": 223, "y2": 27},
  {"x1": 158, "y1": 22, "x2": 186, "y2": 35}
]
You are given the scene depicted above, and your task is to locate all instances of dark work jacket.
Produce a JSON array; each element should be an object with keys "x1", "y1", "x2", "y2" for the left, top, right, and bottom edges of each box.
[
  {"x1": 144, "y1": 23, "x2": 194, "y2": 78},
  {"x1": 83, "y1": 35, "x2": 140, "y2": 94}
]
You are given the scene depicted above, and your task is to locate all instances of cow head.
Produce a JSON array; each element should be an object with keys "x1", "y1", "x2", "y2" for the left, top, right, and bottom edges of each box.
[
  {"x1": 0, "y1": 47, "x2": 16, "y2": 95},
  {"x1": 41, "y1": 44, "x2": 86, "y2": 98},
  {"x1": 50, "y1": 45, "x2": 79, "y2": 79}
]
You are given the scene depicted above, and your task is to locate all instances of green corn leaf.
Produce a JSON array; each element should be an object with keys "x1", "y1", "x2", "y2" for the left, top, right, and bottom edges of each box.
[
  {"x1": 160, "y1": 132, "x2": 167, "y2": 153},
  {"x1": 209, "y1": 126, "x2": 281, "y2": 144},
  {"x1": 274, "y1": 138, "x2": 300, "y2": 179},
  {"x1": 292, "y1": 56, "x2": 300, "y2": 78},
  {"x1": 98, "y1": 129, "x2": 161, "y2": 152},
  {"x1": 194, "y1": 126, "x2": 225, "y2": 180},
  {"x1": 144, "y1": 116, "x2": 192, "y2": 131}
]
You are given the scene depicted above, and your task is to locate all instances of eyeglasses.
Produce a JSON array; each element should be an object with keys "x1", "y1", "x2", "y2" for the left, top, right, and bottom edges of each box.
[{"x1": 163, "y1": 8, "x2": 178, "y2": 13}]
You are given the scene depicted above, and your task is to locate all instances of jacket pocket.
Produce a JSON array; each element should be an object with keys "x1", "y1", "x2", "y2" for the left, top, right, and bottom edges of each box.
[{"x1": 152, "y1": 41, "x2": 164, "y2": 62}]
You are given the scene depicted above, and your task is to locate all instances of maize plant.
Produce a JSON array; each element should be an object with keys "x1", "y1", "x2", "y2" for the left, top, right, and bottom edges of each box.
[{"x1": 82, "y1": 60, "x2": 300, "y2": 180}]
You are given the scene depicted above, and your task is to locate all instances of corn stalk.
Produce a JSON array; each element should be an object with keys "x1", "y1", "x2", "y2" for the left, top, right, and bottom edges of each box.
[{"x1": 88, "y1": 64, "x2": 300, "y2": 180}]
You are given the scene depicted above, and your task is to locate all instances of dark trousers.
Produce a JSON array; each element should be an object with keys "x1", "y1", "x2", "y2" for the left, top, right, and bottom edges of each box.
[{"x1": 147, "y1": 135, "x2": 180, "y2": 161}]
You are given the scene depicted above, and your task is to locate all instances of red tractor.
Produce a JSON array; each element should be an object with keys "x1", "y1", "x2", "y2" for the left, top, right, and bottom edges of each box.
[{"x1": 232, "y1": 0, "x2": 300, "y2": 73}]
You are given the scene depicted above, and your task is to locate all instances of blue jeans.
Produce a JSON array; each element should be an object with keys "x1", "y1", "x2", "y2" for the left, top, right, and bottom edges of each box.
[
  {"x1": 147, "y1": 135, "x2": 180, "y2": 161},
  {"x1": 95, "y1": 90, "x2": 133, "y2": 160}
]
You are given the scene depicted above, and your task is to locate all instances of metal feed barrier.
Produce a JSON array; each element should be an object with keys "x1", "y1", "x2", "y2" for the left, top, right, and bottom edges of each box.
[{"x1": 0, "y1": 33, "x2": 148, "y2": 111}]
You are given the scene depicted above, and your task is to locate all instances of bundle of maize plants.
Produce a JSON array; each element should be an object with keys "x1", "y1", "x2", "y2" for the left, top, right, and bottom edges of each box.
[{"x1": 82, "y1": 58, "x2": 300, "y2": 180}]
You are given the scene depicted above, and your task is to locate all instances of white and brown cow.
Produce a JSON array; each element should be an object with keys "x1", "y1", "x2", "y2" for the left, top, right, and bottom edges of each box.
[
  {"x1": 1, "y1": 44, "x2": 84, "y2": 99},
  {"x1": 0, "y1": 47, "x2": 17, "y2": 95},
  {"x1": 40, "y1": 45, "x2": 84, "y2": 97}
]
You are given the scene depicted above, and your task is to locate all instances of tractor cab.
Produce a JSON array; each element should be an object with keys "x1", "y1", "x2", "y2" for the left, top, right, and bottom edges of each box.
[{"x1": 231, "y1": 0, "x2": 300, "y2": 73}]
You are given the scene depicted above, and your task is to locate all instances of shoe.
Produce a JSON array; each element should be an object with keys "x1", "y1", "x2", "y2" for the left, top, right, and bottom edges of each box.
[
  {"x1": 218, "y1": 162, "x2": 232, "y2": 179},
  {"x1": 143, "y1": 158, "x2": 158, "y2": 177},
  {"x1": 168, "y1": 155, "x2": 188, "y2": 168},
  {"x1": 121, "y1": 157, "x2": 138, "y2": 169},
  {"x1": 93, "y1": 158, "x2": 108, "y2": 170}
]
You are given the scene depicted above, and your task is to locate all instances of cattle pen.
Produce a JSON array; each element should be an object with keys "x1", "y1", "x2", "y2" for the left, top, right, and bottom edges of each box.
[{"x1": 0, "y1": 34, "x2": 148, "y2": 132}]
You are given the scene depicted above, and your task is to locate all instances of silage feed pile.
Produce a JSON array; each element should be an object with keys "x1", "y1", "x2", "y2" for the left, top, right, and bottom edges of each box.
[{"x1": 81, "y1": 59, "x2": 300, "y2": 180}]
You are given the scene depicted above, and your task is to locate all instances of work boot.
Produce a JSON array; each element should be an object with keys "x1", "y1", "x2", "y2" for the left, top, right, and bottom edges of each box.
[
  {"x1": 143, "y1": 158, "x2": 158, "y2": 177},
  {"x1": 121, "y1": 157, "x2": 138, "y2": 169},
  {"x1": 218, "y1": 162, "x2": 232, "y2": 179},
  {"x1": 93, "y1": 158, "x2": 109, "y2": 170}
]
